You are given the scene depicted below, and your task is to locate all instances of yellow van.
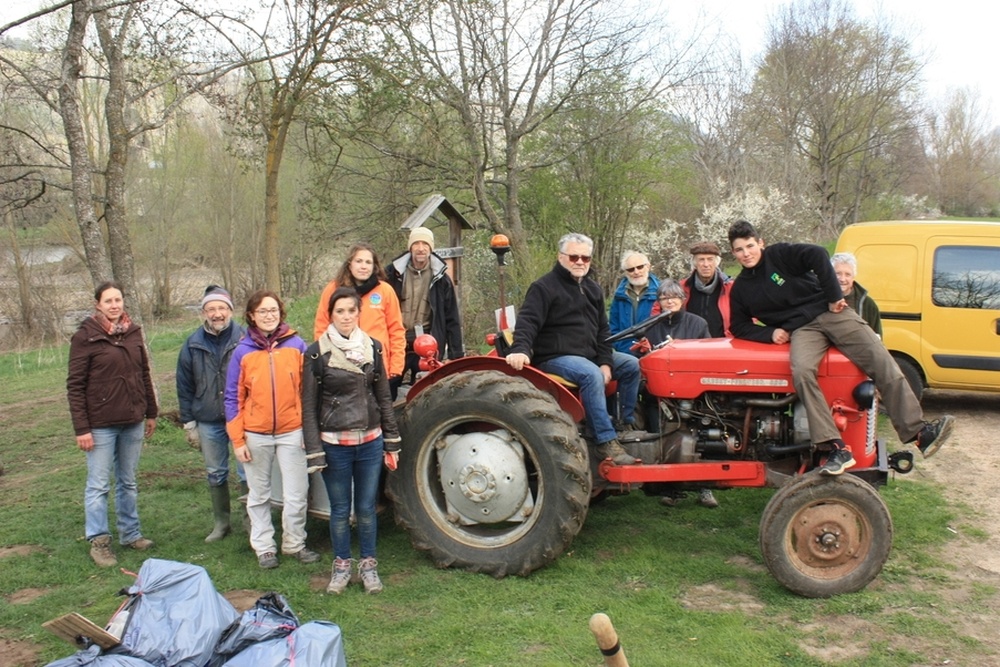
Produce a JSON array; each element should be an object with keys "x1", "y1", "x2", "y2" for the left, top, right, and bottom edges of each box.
[{"x1": 835, "y1": 220, "x2": 1000, "y2": 399}]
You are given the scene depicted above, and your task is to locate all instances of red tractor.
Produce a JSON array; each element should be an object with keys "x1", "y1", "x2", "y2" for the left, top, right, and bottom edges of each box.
[{"x1": 385, "y1": 248, "x2": 912, "y2": 598}]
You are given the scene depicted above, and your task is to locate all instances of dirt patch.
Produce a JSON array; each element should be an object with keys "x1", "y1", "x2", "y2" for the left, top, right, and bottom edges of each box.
[
  {"x1": 223, "y1": 589, "x2": 267, "y2": 613},
  {"x1": 0, "y1": 638, "x2": 41, "y2": 667},
  {"x1": 680, "y1": 582, "x2": 764, "y2": 614},
  {"x1": 6, "y1": 587, "x2": 47, "y2": 605},
  {"x1": 0, "y1": 545, "x2": 44, "y2": 559},
  {"x1": 797, "y1": 615, "x2": 875, "y2": 663}
]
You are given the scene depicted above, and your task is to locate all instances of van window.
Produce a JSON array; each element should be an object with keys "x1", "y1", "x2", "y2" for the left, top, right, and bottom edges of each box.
[{"x1": 932, "y1": 246, "x2": 1000, "y2": 309}]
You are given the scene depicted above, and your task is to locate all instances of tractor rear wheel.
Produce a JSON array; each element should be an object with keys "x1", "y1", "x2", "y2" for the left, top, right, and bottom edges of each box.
[
  {"x1": 759, "y1": 473, "x2": 892, "y2": 598},
  {"x1": 386, "y1": 370, "x2": 591, "y2": 577}
]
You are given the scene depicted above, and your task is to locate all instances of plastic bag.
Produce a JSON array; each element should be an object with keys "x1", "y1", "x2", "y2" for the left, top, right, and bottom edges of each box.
[
  {"x1": 206, "y1": 592, "x2": 300, "y2": 667},
  {"x1": 221, "y1": 621, "x2": 347, "y2": 667}
]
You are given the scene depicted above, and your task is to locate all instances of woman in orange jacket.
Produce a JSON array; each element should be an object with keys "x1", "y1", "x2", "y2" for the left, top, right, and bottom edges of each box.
[{"x1": 314, "y1": 243, "x2": 406, "y2": 397}]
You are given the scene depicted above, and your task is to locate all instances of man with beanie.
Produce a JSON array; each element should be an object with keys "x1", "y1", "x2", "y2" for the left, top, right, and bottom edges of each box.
[
  {"x1": 176, "y1": 285, "x2": 247, "y2": 542},
  {"x1": 681, "y1": 241, "x2": 733, "y2": 338},
  {"x1": 387, "y1": 226, "x2": 465, "y2": 385}
]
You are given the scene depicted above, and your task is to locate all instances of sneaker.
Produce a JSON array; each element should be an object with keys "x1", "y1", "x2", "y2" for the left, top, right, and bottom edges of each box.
[
  {"x1": 124, "y1": 537, "x2": 154, "y2": 551},
  {"x1": 258, "y1": 552, "x2": 279, "y2": 569},
  {"x1": 358, "y1": 557, "x2": 383, "y2": 594},
  {"x1": 914, "y1": 415, "x2": 955, "y2": 459},
  {"x1": 818, "y1": 447, "x2": 856, "y2": 476},
  {"x1": 291, "y1": 547, "x2": 321, "y2": 564},
  {"x1": 698, "y1": 489, "x2": 719, "y2": 508},
  {"x1": 659, "y1": 495, "x2": 679, "y2": 507},
  {"x1": 326, "y1": 558, "x2": 353, "y2": 595},
  {"x1": 89, "y1": 535, "x2": 117, "y2": 568},
  {"x1": 596, "y1": 439, "x2": 636, "y2": 465}
]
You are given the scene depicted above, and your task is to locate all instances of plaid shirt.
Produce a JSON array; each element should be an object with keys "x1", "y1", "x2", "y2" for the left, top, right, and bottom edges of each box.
[{"x1": 320, "y1": 426, "x2": 382, "y2": 446}]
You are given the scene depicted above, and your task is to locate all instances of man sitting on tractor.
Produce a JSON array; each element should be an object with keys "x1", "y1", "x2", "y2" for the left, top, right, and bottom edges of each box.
[
  {"x1": 505, "y1": 233, "x2": 642, "y2": 465},
  {"x1": 727, "y1": 220, "x2": 956, "y2": 475}
]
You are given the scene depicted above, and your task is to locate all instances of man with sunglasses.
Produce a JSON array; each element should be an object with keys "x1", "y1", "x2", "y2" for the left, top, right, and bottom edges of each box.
[
  {"x1": 609, "y1": 251, "x2": 660, "y2": 355},
  {"x1": 506, "y1": 233, "x2": 641, "y2": 465}
]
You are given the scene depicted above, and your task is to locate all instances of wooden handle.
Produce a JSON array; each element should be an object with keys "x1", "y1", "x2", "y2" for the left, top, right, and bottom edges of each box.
[{"x1": 589, "y1": 613, "x2": 629, "y2": 667}]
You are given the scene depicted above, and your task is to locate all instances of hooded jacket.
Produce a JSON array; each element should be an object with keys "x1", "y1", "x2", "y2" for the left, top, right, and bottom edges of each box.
[
  {"x1": 386, "y1": 252, "x2": 465, "y2": 360},
  {"x1": 67, "y1": 317, "x2": 158, "y2": 435},
  {"x1": 176, "y1": 321, "x2": 244, "y2": 424},
  {"x1": 729, "y1": 242, "x2": 843, "y2": 343},
  {"x1": 608, "y1": 273, "x2": 661, "y2": 355},
  {"x1": 509, "y1": 262, "x2": 613, "y2": 367},
  {"x1": 224, "y1": 325, "x2": 307, "y2": 447}
]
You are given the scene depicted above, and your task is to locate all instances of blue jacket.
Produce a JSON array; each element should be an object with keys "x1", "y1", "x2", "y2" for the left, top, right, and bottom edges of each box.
[
  {"x1": 608, "y1": 274, "x2": 660, "y2": 355},
  {"x1": 176, "y1": 321, "x2": 244, "y2": 424}
]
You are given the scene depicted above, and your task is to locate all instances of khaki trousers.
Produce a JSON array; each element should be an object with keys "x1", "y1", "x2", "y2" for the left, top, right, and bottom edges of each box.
[{"x1": 789, "y1": 309, "x2": 924, "y2": 445}]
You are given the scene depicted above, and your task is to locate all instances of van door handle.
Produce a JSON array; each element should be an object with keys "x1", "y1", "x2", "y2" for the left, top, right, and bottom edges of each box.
[{"x1": 996, "y1": 319, "x2": 1000, "y2": 335}]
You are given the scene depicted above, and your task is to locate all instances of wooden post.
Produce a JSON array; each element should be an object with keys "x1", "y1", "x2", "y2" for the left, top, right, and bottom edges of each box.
[{"x1": 589, "y1": 612, "x2": 629, "y2": 667}]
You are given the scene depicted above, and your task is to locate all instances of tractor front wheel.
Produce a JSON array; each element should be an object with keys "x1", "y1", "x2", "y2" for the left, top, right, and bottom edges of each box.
[
  {"x1": 759, "y1": 473, "x2": 892, "y2": 598},
  {"x1": 386, "y1": 370, "x2": 591, "y2": 577}
]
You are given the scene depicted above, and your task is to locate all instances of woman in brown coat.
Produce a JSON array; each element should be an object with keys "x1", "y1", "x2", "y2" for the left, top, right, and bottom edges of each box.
[{"x1": 67, "y1": 281, "x2": 158, "y2": 567}]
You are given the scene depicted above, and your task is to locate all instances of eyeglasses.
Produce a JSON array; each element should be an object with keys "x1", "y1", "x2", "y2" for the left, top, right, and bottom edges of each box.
[
  {"x1": 254, "y1": 308, "x2": 280, "y2": 317},
  {"x1": 560, "y1": 252, "x2": 592, "y2": 264},
  {"x1": 624, "y1": 264, "x2": 647, "y2": 274},
  {"x1": 659, "y1": 295, "x2": 683, "y2": 301}
]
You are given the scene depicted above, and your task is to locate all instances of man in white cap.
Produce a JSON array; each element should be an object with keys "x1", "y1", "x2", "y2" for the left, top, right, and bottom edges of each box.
[
  {"x1": 386, "y1": 227, "x2": 465, "y2": 387},
  {"x1": 176, "y1": 285, "x2": 247, "y2": 542}
]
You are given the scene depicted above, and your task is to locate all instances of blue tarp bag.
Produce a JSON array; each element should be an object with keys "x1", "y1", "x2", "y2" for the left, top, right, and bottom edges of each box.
[
  {"x1": 44, "y1": 644, "x2": 155, "y2": 666},
  {"x1": 206, "y1": 592, "x2": 300, "y2": 667},
  {"x1": 221, "y1": 621, "x2": 347, "y2": 667}
]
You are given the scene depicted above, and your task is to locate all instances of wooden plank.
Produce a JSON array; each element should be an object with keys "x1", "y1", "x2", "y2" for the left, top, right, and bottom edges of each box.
[{"x1": 42, "y1": 612, "x2": 120, "y2": 649}]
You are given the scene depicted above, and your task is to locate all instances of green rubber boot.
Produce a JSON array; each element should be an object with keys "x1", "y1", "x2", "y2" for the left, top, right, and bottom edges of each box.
[{"x1": 205, "y1": 484, "x2": 232, "y2": 543}]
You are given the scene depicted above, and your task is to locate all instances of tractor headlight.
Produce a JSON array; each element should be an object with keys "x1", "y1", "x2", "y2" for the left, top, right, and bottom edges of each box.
[{"x1": 852, "y1": 380, "x2": 876, "y2": 410}]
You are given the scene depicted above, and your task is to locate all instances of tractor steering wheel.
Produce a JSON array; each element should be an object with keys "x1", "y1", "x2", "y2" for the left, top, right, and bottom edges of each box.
[{"x1": 605, "y1": 309, "x2": 674, "y2": 344}]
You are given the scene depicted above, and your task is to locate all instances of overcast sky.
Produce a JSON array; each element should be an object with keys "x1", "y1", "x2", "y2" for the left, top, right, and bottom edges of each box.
[{"x1": 3, "y1": 0, "x2": 999, "y2": 127}]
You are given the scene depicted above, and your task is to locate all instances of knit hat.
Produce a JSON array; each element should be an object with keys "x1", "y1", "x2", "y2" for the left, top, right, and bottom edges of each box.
[
  {"x1": 408, "y1": 227, "x2": 435, "y2": 252},
  {"x1": 689, "y1": 241, "x2": 721, "y2": 256},
  {"x1": 200, "y1": 284, "x2": 234, "y2": 310}
]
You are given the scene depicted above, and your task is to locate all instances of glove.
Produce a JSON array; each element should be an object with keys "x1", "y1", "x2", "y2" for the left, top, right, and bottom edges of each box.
[
  {"x1": 630, "y1": 338, "x2": 652, "y2": 355},
  {"x1": 183, "y1": 421, "x2": 201, "y2": 450},
  {"x1": 305, "y1": 451, "x2": 327, "y2": 474},
  {"x1": 383, "y1": 450, "x2": 399, "y2": 471}
]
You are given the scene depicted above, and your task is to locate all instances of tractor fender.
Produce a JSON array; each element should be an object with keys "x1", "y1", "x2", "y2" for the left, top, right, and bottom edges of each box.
[{"x1": 406, "y1": 355, "x2": 586, "y2": 423}]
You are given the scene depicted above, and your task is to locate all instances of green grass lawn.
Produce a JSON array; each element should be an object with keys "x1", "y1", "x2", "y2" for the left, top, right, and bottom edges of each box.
[{"x1": 0, "y1": 319, "x2": 988, "y2": 666}]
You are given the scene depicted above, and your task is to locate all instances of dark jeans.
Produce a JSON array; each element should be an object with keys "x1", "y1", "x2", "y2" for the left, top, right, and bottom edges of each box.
[{"x1": 320, "y1": 437, "x2": 383, "y2": 560}]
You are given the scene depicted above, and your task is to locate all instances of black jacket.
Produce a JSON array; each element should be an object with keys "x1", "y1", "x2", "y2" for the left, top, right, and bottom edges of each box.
[
  {"x1": 386, "y1": 252, "x2": 465, "y2": 359},
  {"x1": 729, "y1": 242, "x2": 843, "y2": 343},
  {"x1": 510, "y1": 262, "x2": 613, "y2": 367},
  {"x1": 645, "y1": 310, "x2": 711, "y2": 346},
  {"x1": 301, "y1": 337, "x2": 400, "y2": 452}
]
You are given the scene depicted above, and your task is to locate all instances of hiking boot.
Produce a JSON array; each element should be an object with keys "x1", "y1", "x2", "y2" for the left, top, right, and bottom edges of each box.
[
  {"x1": 818, "y1": 447, "x2": 856, "y2": 476},
  {"x1": 125, "y1": 537, "x2": 154, "y2": 551},
  {"x1": 596, "y1": 439, "x2": 636, "y2": 465},
  {"x1": 258, "y1": 552, "x2": 279, "y2": 569},
  {"x1": 89, "y1": 535, "x2": 117, "y2": 568},
  {"x1": 914, "y1": 415, "x2": 955, "y2": 459},
  {"x1": 613, "y1": 420, "x2": 637, "y2": 433},
  {"x1": 326, "y1": 558, "x2": 353, "y2": 595},
  {"x1": 291, "y1": 547, "x2": 321, "y2": 564},
  {"x1": 358, "y1": 557, "x2": 383, "y2": 594},
  {"x1": 698, "y1": 489, "x2": 719, "y2": 508}
]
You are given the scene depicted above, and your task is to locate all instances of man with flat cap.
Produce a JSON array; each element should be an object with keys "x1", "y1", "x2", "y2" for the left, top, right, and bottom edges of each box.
[{"x1": 680, "y1": 241, "x2": 733, "y2": 338}]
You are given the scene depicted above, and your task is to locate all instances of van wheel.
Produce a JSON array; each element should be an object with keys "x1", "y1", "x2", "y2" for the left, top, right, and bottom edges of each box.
[{"x1": 893, "y1": 356, "x2": 923, "y2": 402}]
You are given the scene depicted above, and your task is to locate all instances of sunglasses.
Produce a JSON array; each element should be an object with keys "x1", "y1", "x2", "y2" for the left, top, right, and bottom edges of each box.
[
  {"x1": 560, "y1": 252, "x2": 592, "y2": 264},
  {"x1": 624, "y1": 264, "x2": 647, "y2": 274}
]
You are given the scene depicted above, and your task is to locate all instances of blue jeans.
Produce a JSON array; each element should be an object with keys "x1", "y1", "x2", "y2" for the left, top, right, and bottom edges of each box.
[
  {"x1": 321, "y1": 437, "x2": 383, "y2": 560},
  {"x1": 197, "y1": 421, "x2": 246, "y2": 487},
  {"x1": 537, "y1": 352, "x2": 640, "y2": 444},
  {"x1": 85, "y1": 422, "x2": 145, "y2": 544}
]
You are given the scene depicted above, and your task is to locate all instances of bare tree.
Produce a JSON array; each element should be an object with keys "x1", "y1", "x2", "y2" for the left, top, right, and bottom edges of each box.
[{"x1": 747, "y1": 0, "x2": 923, "y2": 236}]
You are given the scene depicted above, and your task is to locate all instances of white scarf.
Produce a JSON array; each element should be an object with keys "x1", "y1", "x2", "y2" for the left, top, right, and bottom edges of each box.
[{"x1": 321, "y1": 324, "x2": 374, "y2": 373}]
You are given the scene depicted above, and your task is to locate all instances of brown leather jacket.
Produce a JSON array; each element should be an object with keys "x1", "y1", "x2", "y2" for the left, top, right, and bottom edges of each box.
[{"x1": 67, "y1": 317, "x2": 158, "y2": 435}]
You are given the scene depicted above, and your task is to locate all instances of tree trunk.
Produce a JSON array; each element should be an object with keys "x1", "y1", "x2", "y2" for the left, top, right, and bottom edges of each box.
[
  {"x1": 263, "y1": 113, "x2": 288, "y2": 293},
  {"x1": 59, "y1": 0, "x2": 111, "y2": 286}
]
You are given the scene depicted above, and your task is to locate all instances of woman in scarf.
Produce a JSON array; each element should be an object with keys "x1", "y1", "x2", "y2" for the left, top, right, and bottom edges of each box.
[
  {"x1": 303, "y1": 287, "x2": 401, "y2": 594},
  {"x1": 313, "y1": 243, "x2": 406, "y2": 398},
  {"x1": 67, "y1": 281, "x2": 158, "y2": 567},
  {"x1": 225, "y1": 289, "x2": 321, "y2": 569}
]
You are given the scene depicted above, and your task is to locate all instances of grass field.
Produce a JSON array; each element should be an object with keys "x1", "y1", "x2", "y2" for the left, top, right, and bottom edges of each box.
[{"x1": 0, "y1": 308, "x2": 988, "y2": 666}]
